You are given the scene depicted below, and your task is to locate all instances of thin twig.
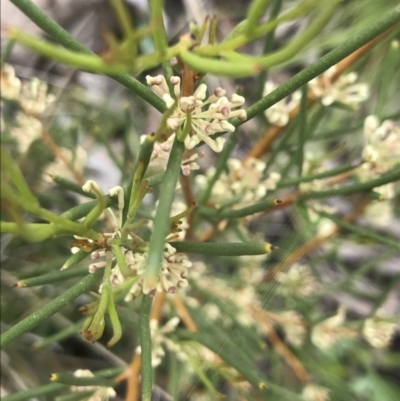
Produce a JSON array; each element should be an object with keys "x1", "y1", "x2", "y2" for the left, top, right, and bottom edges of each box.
[{"x1": 169, "y1": 294, "x2": 198, "y2": 332}]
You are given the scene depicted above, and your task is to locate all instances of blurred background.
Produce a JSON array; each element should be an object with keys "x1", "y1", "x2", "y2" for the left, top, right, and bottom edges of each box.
[{"x1": 1, "y1": 0, "x2": 400, "y2": 400}]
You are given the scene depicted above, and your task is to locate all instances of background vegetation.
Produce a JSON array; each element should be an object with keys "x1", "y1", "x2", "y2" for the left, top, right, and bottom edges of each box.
[{"x1": 1, "y1": 0, "x2": 400, "y2": 400}]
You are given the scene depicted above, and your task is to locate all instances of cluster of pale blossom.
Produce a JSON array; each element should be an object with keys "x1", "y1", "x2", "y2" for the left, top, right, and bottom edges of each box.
[
  {"x1": 126, "y1": 243, "x2": 191, "y2": 298},
  {"x1": 1, "y1": 64, "x2": 87, "y2": 182},
  {"x1": 263, "y1": 66, "x2": 369, "y2": 126},
  {"x1": 141, "y1": 133, "x2": 203, "y2": 176},
  {"x1": 1, "y1": 64, "x2": 55, "y2": 115},
  {"x1": 311, "y1": 306, "x2": 358, "y2": 349},
  {"x1": 197, "y1": 157, "x2": 280, "y2": 209},
  {"x1": 278, "y1": 296, "x2": 397, "y2": 351},
  {"x1": 361, "y1": 115, "x2": 400, "y2": 172},
  {"x1": 302, "y1": 384, "x2": 330, "y2": 401},
  {"x1": 136, "y1": 317, "x2": 181, "y2": 367},
  {"x1": 298, "y1": 155, "x2": 330, "y2": 193},
  {"x1": 193, "y1": 268, "x2": 260, "y2": 327},
  {"x1": 72, "y1": 182, "x2": 192, "y2": 299},
  {"x1": 362, "y1": 312, "x2": 398, "y2": 349},
  {"x1": 71, "y1": 370, "x2": 116, "y2": 401},
  {"x1": 274, "y1": 310, "x2": 307, "y2": 347},
  {"x1": 136, "y1": 315, "x2": 219, "y2": 370},
  {"x1": 87, "y1": 234, "x2": 191, "y2": 299},
  {"x1": 275, "y1": 263, "x2": 398, "y2": 350},
  {"x1": 263, "y1": 81, "x2": 301, "y2": 126},
  {"x1": 311, "y1": 306, "x2": 397, "y2": 351},
  {"x1": 355, "y1": 115, "x2": 400, "y2": 223},
  {"x1": 1, "y1": 64, "x2": 54, "y2": 153},
  {"x1": 308, "y1": 66, "x2": 369, "y2": 108},
  {"x1": 276, "y1": 263, "x2": 319, "y2": 298},
  {"x1": 146, "y1": 75, "x2": 247, "y2": 152}
]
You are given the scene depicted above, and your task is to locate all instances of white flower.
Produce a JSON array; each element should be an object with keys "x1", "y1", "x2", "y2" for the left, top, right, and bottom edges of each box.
[
  {"x1": 307, "y1": 203, "x2": 338, "y2": 237},
  {"x1": 203, "y1": 303, "x2": 221, "y2": 321},
  {"x1": 302, "y1": 384, "x2": 330, "y2": 401},
  {"x1": 1, "y1": 64, "x2": 21, "y2": 100},
  {"x1": 125, "y1": 244, "x2": 192, "y2": 300},
  {"x1": 146, "y1": 75, "x2": 247, "y2": 152},
  {"x1": 364, "y1": 199, "x2": 394, "y2": 226},
  {"x1": 263, "y1": 81, "x2": 301, "y2": 126},
  {"x1": 10, "y1": 113, "x2": 43, "y2": 154},
  {"x1": 19, "y1": 77, "x2": 55, "y2": 115},
  {"x1": 1, "y1": 64, "x2": 56, "y2": 156},
  {"x1": 361, "y1": 115, "x2": 400, "y2": 166},
  {"x1": 43, "y1": 146, "x2": 87, "y2": 184},
  {"x1": 71, "y1": 369, "x2": 116, "y2": 400},
  {"x1": 309, "y1": 66, "x2": 369, "y2": 109},
  {"x1": 354, "y1": 115, "x2": 400, "y2": 205},
  {"x1": 1, "y1": 64, "x2": 55, "y2": 114},
  {"x1": 70, "y1": 188, "x2": 192, "y2": 300},
  {"x1": 311, "y1": 306, "x2": 358, "y2": 349},
  {"x1": 276, "y1": 264, "x2": 319, "y2": 298},
  {"x1": 363, "y1": 315, "x2": 398, "y2": 348},
  {"x1": 299, "y1": 155, "x2": 329, "y2": 192},
  {"x1": 278, "y1": 311, "x2": 307, "y2": 347},
  {"x1": 233, "y1": 286, "x2": 259, "y2": 326},
  {"x1": 197, "y1": 157, "x2": 280, "y2": 209},
  {"x1": 142, "y1": 134, "x2": 203, "y2": 175},
  {"x1": 136, "y1": 317, "x2": 181, "y2": 367}
]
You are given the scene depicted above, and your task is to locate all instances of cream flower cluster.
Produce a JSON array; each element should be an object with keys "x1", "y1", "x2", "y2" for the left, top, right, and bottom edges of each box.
[
  {"x1": 1, "y1": 64, "x2": 55, "y2": 154},
  {"x1": 71, "y1": 369, "x2": 116, "y2": 401},
  {"x1": 146, "y1": 75, "x2": 247, "y2": 152},
  {"x1": 263, "y1": 81, "x2": 301, "y2": 126},
  {"x1": 89, "y1": 243, "x2": 191, "y2": 299},
  {"x1": 361, "y1": 115, "x2": 400, "y2": 169},
  {"x1": 136, "y1": 317, "x2": 181, "y2": 367},
  {"x1": 363, "y1": 314, "x2": 398, "y2": 349},
  {"x1": 142, "y1": 133, "x2": 203, "y2": 176},
  {"x1": 309, "y1": 66, "x2": 369, "y2": 109},
  {"x1": 358, "y1": 115, "x2": 400, "y2": 224},
  {"x1": 1, "y1": 64, "x2": 87, "y2": 183},
  {"x1": 302, "y1": 384, "x2": 330, "y2": 401},
  {"x1": 276, "y1": 263, "x2": 319, "y2": 298},
  {"x1": 311, "y1": 306, "x2": 358, "y2": 350},
  {"x1": 263, "y1": 67, "x2": 368, "y2": 126},
  {"x1": 197, "y1": 157, "x2": 280, "y2": 209},
  {"x1": 1, "y1": 64, "x2": 55, "y2": 115},
  {"x1": 72, "y1": 183, "x2": 192, "y2": 299},
  {"x1": 276, "y1": 310, "x2": 307, "y2": 347},
  {"x1": 135, "y1": 317, "x2": 219, "y2": 369},
  {"x1": 195, "y1": 273, "x2": 260, "y2": 327},
  {"x1": 124, "y1": 243, "x2": 191, "y2": 299}
]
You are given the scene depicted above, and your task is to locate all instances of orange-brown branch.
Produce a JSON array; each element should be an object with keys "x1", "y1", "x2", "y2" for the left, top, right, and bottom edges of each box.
[
  {"x1": 250, "y1": 306, "x2": 308, "y2": 382},
  {"x1": 169, "y1": 294, "x2": 198, "y2": 332}
]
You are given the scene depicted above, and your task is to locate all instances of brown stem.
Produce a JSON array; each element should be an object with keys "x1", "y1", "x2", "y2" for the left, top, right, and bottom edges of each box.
[
  {"x1": 250, "y1": 305, "x2": 308, "y2": 382},
  {"x1": 179, "y1": 63, "x2": 198, "y2": 238},
  {"x1": 179, "y1": 173, "x2": 195, "y2": 239},
  {"x1": 169, "y1": 294, "x2": 198, "y2": 332}
]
